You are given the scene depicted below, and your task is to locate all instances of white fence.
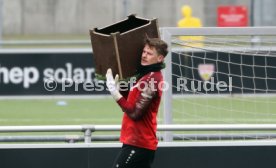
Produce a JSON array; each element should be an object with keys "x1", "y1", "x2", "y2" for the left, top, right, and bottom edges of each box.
[{"x1": 2, "y1": 124, "x2": 276, "y2": 143}]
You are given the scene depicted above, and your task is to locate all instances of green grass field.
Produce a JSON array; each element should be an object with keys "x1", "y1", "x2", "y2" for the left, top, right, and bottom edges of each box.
[
  {"x1": 173, "y1": 96, "x2": 276, "y2": 124},
  {"x1": 0, "y1": 96, "x2": 275, "y2": 139},
  {"x1": 0, "y1": 98, "x2": 123, "y2": 126},
  {"x1": 2, "y1": 34, "x2": 91, "y2": 48},
  {"x1": 1, "y1": 96, "x2": 276, "y2": 126}
]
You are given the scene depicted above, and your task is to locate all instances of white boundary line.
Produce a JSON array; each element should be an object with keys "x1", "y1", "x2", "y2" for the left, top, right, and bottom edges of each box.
[
  {"x1": 0, "y1": 94, "x2": 275, "y2": 100},
  {"x1": 0, "y1": 95, "x2": 111, "y2": 100},
  {"x1": 0, "y1": 48, "x2": 92, "y2": 54},
  {"x1": 1, "y1": 140, "x2": 276, "y2": 149}
]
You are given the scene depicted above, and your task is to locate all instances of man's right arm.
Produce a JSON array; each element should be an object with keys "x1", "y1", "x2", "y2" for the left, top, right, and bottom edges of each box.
[{"x1": 116, "y1": 85, "x2": 156, "y2": 121}]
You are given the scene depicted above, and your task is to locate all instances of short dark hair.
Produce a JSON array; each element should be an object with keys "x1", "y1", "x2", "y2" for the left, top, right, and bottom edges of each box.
[{"x1": 144, "y1": 38, "x2": 168, "y2": 57}]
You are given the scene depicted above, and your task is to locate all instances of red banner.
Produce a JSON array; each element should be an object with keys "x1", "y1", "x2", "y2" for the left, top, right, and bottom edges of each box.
[{"x1": 217, "y1": 6, "x2": 248, "y2": 27}]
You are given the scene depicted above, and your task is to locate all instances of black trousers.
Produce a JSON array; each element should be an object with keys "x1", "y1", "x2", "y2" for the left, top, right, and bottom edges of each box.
[{"x1": 112, "y1": 144, "x2": 155, "y2": 168}]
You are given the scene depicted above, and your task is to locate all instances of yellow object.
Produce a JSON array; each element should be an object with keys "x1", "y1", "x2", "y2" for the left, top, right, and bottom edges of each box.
[{"x1": 177, "y1": 5, "x2": 203, "y2": 46}]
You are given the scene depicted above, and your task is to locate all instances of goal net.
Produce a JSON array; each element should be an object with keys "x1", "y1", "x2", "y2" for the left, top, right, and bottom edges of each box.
[{"x1": 159, "y1": 27, "x2": 276, "y2": 141}]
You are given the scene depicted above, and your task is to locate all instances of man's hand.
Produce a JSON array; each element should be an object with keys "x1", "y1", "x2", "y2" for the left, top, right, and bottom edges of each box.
[{"x1": 106, "y1": 68, "x2": 122, "y2": 101}]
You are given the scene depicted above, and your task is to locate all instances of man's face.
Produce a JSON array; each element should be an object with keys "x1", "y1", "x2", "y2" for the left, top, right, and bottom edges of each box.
[{"x1": 141, "y1": 44, "x2": 164, "y2": 66}]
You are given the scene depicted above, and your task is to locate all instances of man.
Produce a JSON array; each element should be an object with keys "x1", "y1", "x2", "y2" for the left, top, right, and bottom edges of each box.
[{"x1": 106, "y1": 38, "x2": 168, "y2": 168}]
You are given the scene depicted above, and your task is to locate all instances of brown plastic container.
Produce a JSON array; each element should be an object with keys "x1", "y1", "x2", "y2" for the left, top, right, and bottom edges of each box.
[{"x1": 90, "y1": 14, "x2": 159, "y2": 80}]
